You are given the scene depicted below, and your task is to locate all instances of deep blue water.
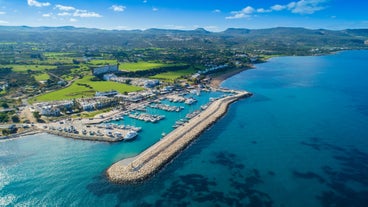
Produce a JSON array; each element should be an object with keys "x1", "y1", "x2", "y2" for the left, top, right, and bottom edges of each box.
[{"x1": 1, "y1": 50, "x2": 368, "y2": 207}]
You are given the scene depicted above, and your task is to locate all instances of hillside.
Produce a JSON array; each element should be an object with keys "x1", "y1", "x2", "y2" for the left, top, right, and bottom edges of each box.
[{"x1": 0, "y1": 26, "x2": 367, "y2": 55}]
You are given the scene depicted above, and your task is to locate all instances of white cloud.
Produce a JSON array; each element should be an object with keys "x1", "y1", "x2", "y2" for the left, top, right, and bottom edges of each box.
[
  {"x1": 73, "y1": 10, "x2": 102, "y2": 18},
  {"x1": 53, "y1": 4, "x2": 101, "y2": 18},
  {"x1": 0, "y1": 11, "x2": 6, "y2": 15},
  {"x1": 110, "y1": 5, "x2": 126, "y2": 12},
  {"x1": 152, "y1": 7, "x2": 158, "y2": 12},
  {"x1": 257, "y1": 8, "x2": 272, "y2": 13},
  {"x1": 242, "y1": 6, "x2": 255, "y2": 14},
  {"x1": 0, "y1": 20, "x2": 8, "y2": 24},
  {"x1": 69, "y1": 18, "x2": 77, "y2": 22},
  {"x1": 271, "y1": 4, "x2": 286, "y2": 11},
  {"x1": 213, "y1": 9, "x2": 221, "y2": 13},
  {"x1": 58, "y1": 12, "x2": 71, "y2": 16},
  {"x1": 288, "y1": 0, "x2": 327, "y2": 14},
  {"x1": 227, "y1": 0, "x2": 328, "y2": 20},
  {"x1": 55, "y1": 4, "x2": 75, "y2": 11},
  {"x1": 226, "y1": 13, "x2": 250, "y2": 19},
  {"x1": 27, "y1": 0, "x2": 50, "y2": 7},
  {"x1": 270, "y1": 0, "x2": 328, "y2": 14},
  {"x1": 226, "y1": 6, "x2": 254, "y2": 19},
  {"x1": 143, "y1": 0, "x2": 148, "y2": 3},
  {"x1": 42, "y1": 13, "x2": 52, "y2": 17}
]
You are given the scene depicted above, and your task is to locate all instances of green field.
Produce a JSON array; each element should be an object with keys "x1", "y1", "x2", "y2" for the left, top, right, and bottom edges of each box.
[
  {"x1": 44, "y1": 52, "x2": 76, "y2": 57},
  {"x1": 89, "y1": 59, "x2": 117, "y2": 65},
  {"x1": 32, "y1": 76, "x2": 143, "y2": 102},
  {"x1": 2, "y1": 64, "x2": 57, "y2": 72},
  {"x1": 40, "y1": 52, "x2": 79, "y2": 65},
  {"x1": 120, "y1": 61, "x2": 179, "y2": 72},
  {"x1": 150, "y1": 67, "x2": 196, "y2": 82},
  {"x1": 34, "y1": 73, "x2": 50, "y2": 81}
]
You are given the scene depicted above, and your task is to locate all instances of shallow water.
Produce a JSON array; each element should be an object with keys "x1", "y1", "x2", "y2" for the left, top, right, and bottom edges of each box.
[{"x1": 1, "y1": 50, "x2": 368, "y2": 206}]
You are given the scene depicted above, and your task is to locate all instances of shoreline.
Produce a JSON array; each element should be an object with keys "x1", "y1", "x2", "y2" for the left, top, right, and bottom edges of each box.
[
  {"x1": 209, "y1": 67, "x2": 253, "y2": 88},
  {"x1": 106, "y1": 90, "x2": 252, "y2": 183},
  {"x1": 0, "y1": 129, "x2": 42, "y2": 142}
]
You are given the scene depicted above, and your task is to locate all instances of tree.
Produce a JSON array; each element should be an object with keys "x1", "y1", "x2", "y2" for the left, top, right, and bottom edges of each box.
[
  {"x1": 72, "y1": 59, "x2": 81, "y2": 64},
  {"x1": 125, "y1": 79, "x2": 132, "y2": 85},
  {"x1": 2, "y1": 129, "x2": 10, "y2": 136},
  {"x1": 0, "y1": 112, "x2": 8, "y2": 122},
  {"x1": 11, "y1": 115, "x2": 20, "y2": 123},
  {"x1": 1, "y1": 102, "x2": 9, "y2": 108},
  {"x1": 32, "y1": 111, "x2": 41, "y2": 120}
]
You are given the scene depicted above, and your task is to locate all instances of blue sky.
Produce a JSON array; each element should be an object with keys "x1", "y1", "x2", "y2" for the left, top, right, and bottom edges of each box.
[{"x1": 0, "y1": 0, "x2": 367, "y2": 31}]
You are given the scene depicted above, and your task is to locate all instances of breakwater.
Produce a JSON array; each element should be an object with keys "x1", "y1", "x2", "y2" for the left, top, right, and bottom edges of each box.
[
  {"x1": 45, "y1": 130, "x2": 124, "y2": 142},
  {"x1": 106, "y1": 90, "x2": 251, "y2": 183}
]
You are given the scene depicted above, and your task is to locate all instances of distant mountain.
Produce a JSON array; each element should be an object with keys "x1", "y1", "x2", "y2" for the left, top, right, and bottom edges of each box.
[
  {"x1": 222, "y1": 28, "x2": 251, "y2": 35},
  {"x1": 0, "y1": 26, "x2": 367, "y2": 55}
]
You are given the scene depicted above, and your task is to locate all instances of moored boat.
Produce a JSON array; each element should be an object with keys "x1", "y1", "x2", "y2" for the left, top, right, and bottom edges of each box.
[{"x1": 124, "y1": 131, "x2": 138, "y2": 141}]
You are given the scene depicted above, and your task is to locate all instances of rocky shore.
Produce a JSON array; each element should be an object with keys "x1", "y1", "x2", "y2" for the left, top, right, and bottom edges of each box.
[
  {"x1": 0, "y1": 129, "x2": 41, "y2": 141},
  {"x1": 106, "y1": 90, "x2": 252, "y2": 183}
]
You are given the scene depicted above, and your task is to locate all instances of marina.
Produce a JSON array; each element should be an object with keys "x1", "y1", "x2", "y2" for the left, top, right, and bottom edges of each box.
[
  {"x1": 149, "y1": 103, "x2": 184, "y2": 112},
  {"x1": 32, "y1": 88, "x2": 232, "y2": 143},
  {"x1": 106, "y1": 90, "x2": 251, "y2": 183},
  {"x1": 128, "y1": 112, "x2": 165, "y2": 123}
]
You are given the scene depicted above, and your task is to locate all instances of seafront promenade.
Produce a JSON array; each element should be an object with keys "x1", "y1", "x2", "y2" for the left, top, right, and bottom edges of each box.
[{"x1": 106, "y1": 90, "x2": 251, "y2": 183}]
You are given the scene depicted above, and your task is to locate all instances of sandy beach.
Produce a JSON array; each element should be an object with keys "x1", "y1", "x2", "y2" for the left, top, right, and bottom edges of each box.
[
  {"x1": 106, "y1": 90, "x2": 251, "y2": 183},
  {"x1": 209, "y1": 67, "x2": 252, "y2": 88}
]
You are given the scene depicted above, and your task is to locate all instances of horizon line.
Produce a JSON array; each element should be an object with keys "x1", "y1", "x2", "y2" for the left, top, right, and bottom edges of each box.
[{"x1": 0, "y1": 25, "x2": 367, "y2": 33}]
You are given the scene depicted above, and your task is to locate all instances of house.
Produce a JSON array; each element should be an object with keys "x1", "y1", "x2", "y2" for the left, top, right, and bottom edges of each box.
[
  {"x1": 144, "y1": 79, "x2": 160, "y2": 88},
  {"x1": 57, "y1": 81, "x2": 67, "y2": 86},
  {"x1": 77, "y1": 97, "x2": 117, "y2": 111},
  {"x1": 34, "y1": 100, "x2": 74, "y2": 117},
  {"x1": 95, "y1": 90, "x2": 118, "y2": 97},
  {"x1": 117, "y1": 92, "x2": 144, "y2": 102},
  {"x1": 80, "y1": 103, "x2": 95, "y2": 111},
  {"x1": 41, "y1": 106, "x2": 61, "y2": 116},
  {"x1": 198, "y1": 64, "x2": 228, "y2": 75},
  {"x1": 191, "y1": 73, "x2": 200, "y2": 79},
  {"x1": 92, "y1": 65, "x2": 119, "y2": 76},
  {"x1": 103, "y1": 73, "x2": 117, "y2": 81},
  {"x1": 0, "y1": 82, "x2": 8, "y2": 91}
]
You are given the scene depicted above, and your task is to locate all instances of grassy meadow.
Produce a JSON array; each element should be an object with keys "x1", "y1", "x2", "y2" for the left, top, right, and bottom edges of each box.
[
  {"x1": 3, "y1": 64, "x2": 57, "y2": 72},
  {"x1": 32, "y1": 76, "x2": 143, "y2": 102},
  {"x1": 34, "y1": 73, "x2": 50, "y2": 81},
  {"x1": 88, "y1": 59, "x2": 117, "y2": 65},
  {"x1": 119, "y1": 61, "x2": 181, "y2": 72},
  {"x1": 150, "y1": 67, "x2": 196, "y2": 82}
]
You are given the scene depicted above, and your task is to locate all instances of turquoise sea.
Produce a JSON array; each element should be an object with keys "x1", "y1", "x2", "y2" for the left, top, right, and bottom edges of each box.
[{"x1": 1, "y1": 50, "x2": 368, "y2": 206}]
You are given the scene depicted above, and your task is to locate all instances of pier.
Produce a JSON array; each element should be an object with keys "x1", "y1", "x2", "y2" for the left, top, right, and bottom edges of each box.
[{"x1": 106, "y1": 90, "x2": 251, "y2": 183}]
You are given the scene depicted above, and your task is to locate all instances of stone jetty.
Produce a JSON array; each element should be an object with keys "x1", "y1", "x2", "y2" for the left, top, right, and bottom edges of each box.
[{"x1": 106, "y1": 90, "x2": 252, "y2": 183}]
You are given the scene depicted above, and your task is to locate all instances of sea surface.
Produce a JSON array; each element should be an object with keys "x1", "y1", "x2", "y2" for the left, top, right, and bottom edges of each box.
[{"x1": 1, "y1": 50, "x2": 368, "y2": 207}]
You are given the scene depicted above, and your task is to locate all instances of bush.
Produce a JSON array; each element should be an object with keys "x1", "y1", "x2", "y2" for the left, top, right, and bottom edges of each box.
[
  {"x1": 1, "y1": 102, "x2": 9, "y2": 108},
  {"x1": 11, "y1": 115, "x2": 20, "y2": 123},
  {"x1": 0, "y1": 112, "x2": 8, "y2": 122}
]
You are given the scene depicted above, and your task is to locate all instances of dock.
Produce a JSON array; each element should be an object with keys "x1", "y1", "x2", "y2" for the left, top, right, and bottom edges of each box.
[{"x1": 106, "y1": 90, "x2": 252, "y2": 183}]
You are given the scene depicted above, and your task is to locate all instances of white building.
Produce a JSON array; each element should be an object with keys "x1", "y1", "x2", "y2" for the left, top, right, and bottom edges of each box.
[
  {"x1": 103, "y1": 73, "x2": 117, "y2": 81},
  {"x1": 93, "y1": 65, "x2": 119, "y2": 76}
]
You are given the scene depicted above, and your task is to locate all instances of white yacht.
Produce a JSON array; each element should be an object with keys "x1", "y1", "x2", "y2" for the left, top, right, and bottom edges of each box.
[{"x1": 124, "y1": 131, "x2": 138, "y2": 141}]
